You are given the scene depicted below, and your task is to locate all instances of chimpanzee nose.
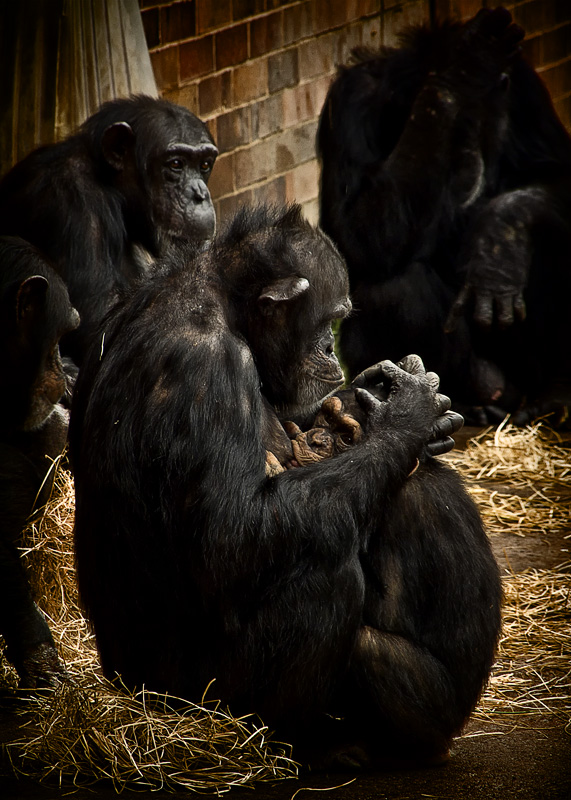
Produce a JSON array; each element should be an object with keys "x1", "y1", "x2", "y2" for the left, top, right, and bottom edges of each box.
[{"x1": 190, "y1": 180, "x2": 209, "y2": 202}]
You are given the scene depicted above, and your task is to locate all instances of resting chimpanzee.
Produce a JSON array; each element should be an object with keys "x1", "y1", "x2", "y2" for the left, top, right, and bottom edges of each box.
[
  {"x1": 317, "y1": 7, "x2": 571, "y2": 424},
  {"x1": 0, "y1": 237, "x2": 79, "y2": 687},
  {"x1": 70, "y1": 205, "x2": 501, "y2": 768},
  {"x1": 0, "y1": 95, "x2": 218, "y2": 365}
]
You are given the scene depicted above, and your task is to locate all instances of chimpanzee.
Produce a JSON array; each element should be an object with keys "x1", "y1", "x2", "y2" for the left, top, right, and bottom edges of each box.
[
  {"x1": 0, "y1": 237, "x2": 79, "y2": 687},
  {"x1": 0, "y1": 95, "x2": 218, "y2": 365},
  {"x1": 70, "y1": 204, "x2": 501, "y2": 768},
  {"x1": 317, "y1": 7, "x2": 571, "y2": 424}
]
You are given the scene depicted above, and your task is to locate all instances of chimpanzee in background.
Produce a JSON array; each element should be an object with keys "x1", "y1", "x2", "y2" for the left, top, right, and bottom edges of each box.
[
  {"x1": 0, "y1": 237, "x2": 79, "y2": 687},
  {"x1": 0, "y1": 96, "x2": 218, "y2": 366},
  {"x1": 318, "y1": 7, "x2": 571, "y2": 424},
  {"x1": 70, "y1": 204, "x2": 501, "y2": 769}
]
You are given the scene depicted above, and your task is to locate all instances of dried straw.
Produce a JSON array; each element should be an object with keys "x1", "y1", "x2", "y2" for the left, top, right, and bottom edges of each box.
[
  {"x1": 1, "y1": 421, "x2": 570, "y2": 788},
  {"x1": 446, "y1": 420, "x2": 571, "y2": 731},
  {"x1": 1, "y1": 465, "x2": 296, "y2": 792}
]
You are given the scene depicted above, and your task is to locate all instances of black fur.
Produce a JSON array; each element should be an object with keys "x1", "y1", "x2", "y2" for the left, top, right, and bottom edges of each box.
[
  {"x1": 317, "y1": 8, "x2": 571, "y2": 424},
  {"x1": 0, "y1": 236, "x2": 78, "y2": 687},
  {"x1": 70, "y1": 204, "x2": 500, "y2": 768},
  {"x1": 0, "y1": 96, "x2": 218, "y2": 365}
]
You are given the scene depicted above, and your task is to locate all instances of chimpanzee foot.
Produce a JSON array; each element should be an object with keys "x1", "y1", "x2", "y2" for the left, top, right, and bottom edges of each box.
[{"x1": 17, "y1": 642, "x2": 70, "y2": 689}]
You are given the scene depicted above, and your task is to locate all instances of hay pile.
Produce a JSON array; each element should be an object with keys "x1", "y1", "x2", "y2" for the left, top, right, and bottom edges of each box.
[
  {"x1": 447, "y1": 421, "x2": 571, "y2": 732},
  {"x1": 1, "y1": 421, "x2": 570, "y2": 788},
  {"x1": 1, "y1": 467, "x2": 296, "y2": 792}
]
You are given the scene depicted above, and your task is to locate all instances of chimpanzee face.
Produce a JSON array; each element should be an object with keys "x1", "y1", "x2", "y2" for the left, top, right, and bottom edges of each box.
[
  {"x1": 101, "y1": 108, "x2": 219, "y2": 251},
  {"x1": 253, "y1": 233, "x2": 351, "y2": 426},
  {"x1": 151, "y1": 138, "x2": 218, "y2": 245},
  {"x1": 276, "y1": 298, "x2": 351, "y2": 426}
]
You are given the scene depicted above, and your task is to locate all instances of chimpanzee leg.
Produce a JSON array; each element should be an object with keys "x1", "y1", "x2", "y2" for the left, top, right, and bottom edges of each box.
[
  {"x1": 0, "y1": 447, "x2": 67, "y2": 687},
  {"x1": 328, "y1": 461, "x2": 501, "y2": 769},
  {"x1": 0, "y1": 536, "x2": 60, "y2": 687}
]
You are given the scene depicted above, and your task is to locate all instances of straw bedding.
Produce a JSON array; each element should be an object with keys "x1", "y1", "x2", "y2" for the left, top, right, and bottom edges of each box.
[{"x1": 1, "y1": 421, "x2": 569, "y2": 789}]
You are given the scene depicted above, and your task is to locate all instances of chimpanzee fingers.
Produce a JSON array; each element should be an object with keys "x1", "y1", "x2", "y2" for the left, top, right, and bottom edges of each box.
[
  {"x1": 320, "y1": 396, "x2": 343, "y2": 420},
  {"x1": 425, "y1": 436, "x2": 456, "y2": 457},
  {"x1": 351, "y1": 361, "x2": 387, "y2": 389},
  {"x1": 495, "y1": 294, "x2": 515, "y2": 328},
  {"x1": 431, "y1": 409, "x2": 463, "y2": 441},
  {"x1": 473, "y1": 291, "x2": 494, "y2": 328},
  {"x1": 426, "y1": 371, "x2": 441, "y2": 392},
  {"x1": 283, "y1": 420, "x2": 302, "y2": 439},
  {"x1": 434, "y1": 392, "x2": 452, "y2": 417},
  {"x1": 354, "y1": 387, "x2": 384, "y2": 417},
  {"x1": 396, "y1": 354, "x2": 426, "y2": 377},
  {"x1": 513, "y1": 292, "x2": 526, "y2": 322},
  {"x1": 444, "y1": 285, "x2": 470, "y2": 332}
]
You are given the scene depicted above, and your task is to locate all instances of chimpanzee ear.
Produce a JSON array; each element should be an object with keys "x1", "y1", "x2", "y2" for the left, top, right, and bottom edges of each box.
[
  {"x1": 101, "y1": 121, "x2": 136, "y2": 171},
  {"x1": 15, "y1": 275, "x2": 49, "y2": 325},
  {"x1": 258, "y1": 277, "x2": 310, "y2": 305}
]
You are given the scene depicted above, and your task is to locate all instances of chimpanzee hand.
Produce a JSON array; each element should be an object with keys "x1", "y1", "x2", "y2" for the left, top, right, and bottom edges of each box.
[
  {"x1": 440, "y1": 7, "x2": 524, "y2": 100},
  {"x1": 352, "y1": 355, "x2": 463, "y2": 457},
  {"x1": 446, "y1": 197, "x2": 533, "y2": 331},
  {"x1": 395, "y1": 356, "x2": 463, "y2": 456}
]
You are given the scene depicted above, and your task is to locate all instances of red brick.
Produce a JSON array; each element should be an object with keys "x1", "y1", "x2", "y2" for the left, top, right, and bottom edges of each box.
[
  {"x1": 282, "y1": 75, "x2": 331, "y2": 128},
  {"x1": 216, "y1": 107, "x2": 252, "y2": 151},
  {"x1": 514, "y1": 1, "x2": 548, "y2": 36},
  {"x1": 382, "y1": 1, "x2": 427, "y2": 47},
  {"x1": 268, "y1": 49, "x2": 299, "y2": 94},
  {"x1": 233, "y1": 61, "x2": 268, "y2": 105},
  {"x1": 199, "y1": 71, "x2": 232, "y2": 116},
  {"x1": 161, "y1": 2, "x2": 196, "y2": 44},
  {"x1": 311, "y1": 0, "x2": 351, "y2": 36},
  {"x1": 274, "y1": 121, "x2": 319, "y2": 173},
  {"x1": 301, "y1": 197, "x2": 319, "y2": 226},
  {"x1": 336, "y1": 22, "x2": 367, "y2": 64},
  {"x1": 215, "y1": 23, "x2": 248, "y2": 70},
  {"x1": 362, "y1": 15, "x2": 382, "y2": 48},
  {"x1": 196, "y1": 0, "x2": 232, "y2": 34},
  {"x1": 163, "y1": 83, "x2": 200, "y2": 113},
  {"x1": 298, "y1": 33, "x2": 335, "y2": 80},
  {"x1": 542, "y1": 23, "x2": 571, "y2": 65},
  {"x1": 150, "y1": 47, "x2": 179, "y2": 91},
  {"x1": 251, "y1": 11, "x2": 284, "y2": 59},
  {"x1": 285, "y1": 159, "x2": 319, "y2": 204},
  {"x1": 180, "y1": 36, "x2": 214, "y2": 81},
  {"x1": 350, "y1": 0, "x2": 382, "y2": 18},
  {"x1": 301, "y1": 197, "x2": 319, "y2": 225},
  {"x1": 553, "y1": 94, "x2": 571, "y2": 131},
  {"x1": 522, "y1": 34, "x2": 542, "y2": 68},
  {"x1": 252, "y1": 175, "x2": 287, "y2": 206},
  {"x1": 141, "y1": 8, "x2": 160, "y2": 49},
  {"x1": 251, "y1": 94, "x2": 284, "y2": 139},
  {"x1": 283, "y1": 1, "x2": 314, "y2": 47},
  {"x1": 538, "y1": 61, "x2": 571, "y2": 98},
  {"x1": 233, "y1": 0, "x2": 264, "y2": 22},
  {"x1": 235, "y1": 140, "x2": 277, "y2": 188},
  {"x1": 207, "y1": 153, "x2": 235, "y2": 200},
  {"x1": 218, "y1": 189, "x2": 254, "y2": 224}
]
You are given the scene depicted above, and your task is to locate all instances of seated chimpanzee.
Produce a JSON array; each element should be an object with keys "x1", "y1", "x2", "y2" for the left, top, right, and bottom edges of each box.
[
  {"x1": 0, "y1": 96, "x2": 218, "y2": 366},
  {"x1": 317, "y1": 7, "x2": 571, "y2": 424},
  {"x1": 0, "y1": 237, "x2": 79, "y2": 687},
  {"x1": 70, "y1": 205, "x2": 501, "y2": 769}
]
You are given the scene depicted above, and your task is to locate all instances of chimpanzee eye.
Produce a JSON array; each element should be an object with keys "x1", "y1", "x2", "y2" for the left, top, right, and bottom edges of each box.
[
  {"x1": 200, "y1": 160, "x2": 212, "y2": 173},
  {"x1": 168, "y1": 158, "x2": 184, "y2": 172}
]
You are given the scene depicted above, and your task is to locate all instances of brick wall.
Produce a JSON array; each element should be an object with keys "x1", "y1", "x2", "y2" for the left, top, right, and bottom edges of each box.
[{"x1": 140, "y1": 1, "x2": 571, "y2": 225}]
